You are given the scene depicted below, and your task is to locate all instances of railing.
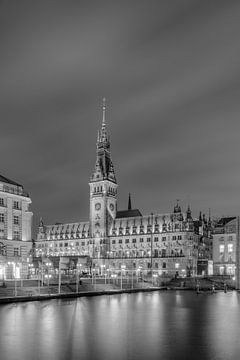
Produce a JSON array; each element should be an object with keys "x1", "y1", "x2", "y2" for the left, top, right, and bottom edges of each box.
[{"x1": 1, "y1": 186, "x2": 29, "y2": 198}]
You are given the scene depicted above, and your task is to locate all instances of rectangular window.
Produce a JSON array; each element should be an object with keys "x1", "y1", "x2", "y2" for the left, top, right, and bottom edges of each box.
[
  {"x1": 172, "y1": 236, "x2": 176, "y2": 240},
  {"x1": 0, "y1": 214, "x2": 4, "y2": 223},
  {"x1": 154, "y1": 237, "x2": 159, "y2": 242},
  {"x1": 0, "y1": 228, "x2": 4, "y2": 238},
  {"x1": 13, "y1": 231, "x2": 20, "y2": 240},
  {"x1": 147, "y1": 237, "x2": 151, "y2": 242},
  {"x1": 64, "y1": 242, "x2": 68, "y2": 247},
  {"x1": 14, "y1": 248, "x2": 19, "y2": 256},
  {"x1": 219, "y1": 244, "x2": 224, "y2": 254},
  {"x1": 125, "y1": 239, "x2": 129, "y2": 244},
  {"x1": 81, "y1": 241, "x2": 85, "y2": 246},
  {"x1": 59, "y1": 243, "x2": 63, "y2": 247},
  {"x1": 177, "y1": 235, "x2": 182, "y2": 240},
  {"x1": 13, "y1": 216, "x2": 19, "y2": 225},
  {"x1": 228, "y1": 244, "x2": 233, "y2": 253},
  {"x1": 0, "y1": 198, "x2": 4, "y2": 206},
  {"x1": 140, "y1": 238, "x2": 144, "y2": 242},
  {"x1": 13, "y1": 201, "x2": 20, "y2": 209},
  {"x1": 119, "y1": 239, "x2": 122, "y2": 244},
  {"x1": 112, "y1": 240, "x2": 116, "y2": 244},
  {"x1": 162, "y1": 237, "x2": 166, "y2": 241},
  {"x1": 132, "y1": 238, "x2": 136, "y2": 243}
]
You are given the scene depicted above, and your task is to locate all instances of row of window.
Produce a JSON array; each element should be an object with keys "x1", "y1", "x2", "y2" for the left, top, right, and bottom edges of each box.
[
  {"x1": 0, "y1": 247, "x2": 21, "y2": 256},
  {"x1": 0, "y1": 199, "x2": 21, "y2": 209},
  {"x1": 0, "y1": 228, "x2": 20, "y2": 239},
  {"x1": 38, "y1": 235, "x2": 186, "y2": 248},
  {"x1": 219, "y1": 244, "x2": 233, "y2": 253},
  {"x1": 0, "y1": 214, "x2": 20, "y2": 224},
  {"x1": 112, "y1": 236, "x2": 183, "y2": 244}
]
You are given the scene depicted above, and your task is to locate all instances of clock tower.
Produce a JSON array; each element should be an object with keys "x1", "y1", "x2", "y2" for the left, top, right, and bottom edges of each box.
[{"x1": 89, "y1": 99, "x2": 118, "y2": 258}]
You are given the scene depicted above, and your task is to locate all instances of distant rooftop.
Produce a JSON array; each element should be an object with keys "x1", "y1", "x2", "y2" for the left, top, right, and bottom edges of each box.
[
  {"x1": 116, "y1": 209, "x2": 142, "y2": 219},
  {"x1": 0, "y1": 174, "x2": 23, "y2": 187},
  {"x1": 216, "y1": 217, "x2": 236, "y2": 227}
]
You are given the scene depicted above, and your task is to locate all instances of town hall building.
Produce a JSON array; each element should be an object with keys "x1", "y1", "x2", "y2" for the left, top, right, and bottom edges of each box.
[{"x1": 36, "y1": 102, "x2": 211, "y2": 277}]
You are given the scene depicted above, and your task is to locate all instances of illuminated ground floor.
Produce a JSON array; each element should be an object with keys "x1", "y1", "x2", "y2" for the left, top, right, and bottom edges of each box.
[{"x1": 33, "y1": 255, "x2": 198, "y2": 278}]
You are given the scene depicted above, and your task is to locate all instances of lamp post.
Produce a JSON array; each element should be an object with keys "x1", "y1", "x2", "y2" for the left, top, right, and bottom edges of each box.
[
  {"x1": 14, "y1": 263, "x2": 17, "y2": 297},
  {"x1": 152, "y1": 272, "x2": 157, "y2": 286},
  {"x1": 121, "y1": 265, "x2": 126, "y2": 290},
  {"x1": 46, "y1": 261, "x2": 51, "y2": 293},
  {"x1": 76, "y1": 263, "x2": 82, "y2": 293}
]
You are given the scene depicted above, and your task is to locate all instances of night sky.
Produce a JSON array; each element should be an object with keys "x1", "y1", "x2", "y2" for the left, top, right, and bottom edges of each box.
[{"x1": 1, "y1": 1, "x2": 240, "y2": 233}]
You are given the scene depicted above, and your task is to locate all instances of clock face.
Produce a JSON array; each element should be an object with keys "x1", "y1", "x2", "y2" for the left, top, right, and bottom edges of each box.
[
  {"x1": 95, "y1": 203, "x2": 101, "y2": 210},
  {"x1": 110, "y1": 203, "x2": 114, "y2": 211}
]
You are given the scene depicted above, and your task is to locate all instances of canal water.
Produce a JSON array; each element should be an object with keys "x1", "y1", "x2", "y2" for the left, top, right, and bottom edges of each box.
[{"x1": 0, "y1": 291, "x2": 239, "y2": 360}]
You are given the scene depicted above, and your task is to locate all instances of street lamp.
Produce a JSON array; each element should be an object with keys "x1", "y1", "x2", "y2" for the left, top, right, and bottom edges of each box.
[
  {"x1": 152, "y1": 272, "x2": 158, "y2": 286},
  {"x1": 121, "y1": 265, "x2": 126, "y2": 289},
  {"x1": 76, "y1": 263, "x2": 82, "y2": 293},
  {"x1": 45, "y1": 261, "x2": 52, "y2": 292}
]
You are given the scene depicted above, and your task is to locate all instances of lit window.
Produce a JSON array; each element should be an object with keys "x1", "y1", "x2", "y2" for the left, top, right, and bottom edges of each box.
[
  {"x1": 228, "y1": 244, "x2": 233, "y2": 253},
  {"x1": 175, "y1": 263, "x2": 179, "y2": 269},
  {"x1": 219, "y1": 244, "x2": 224, "y2": 254}
]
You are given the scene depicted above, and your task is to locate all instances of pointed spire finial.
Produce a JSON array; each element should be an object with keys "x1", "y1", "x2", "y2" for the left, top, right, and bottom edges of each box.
[
  {"x1": 128, "y1": 193, "x2": 132, "y2": 210},
  {"x1": 102, "y1": 97, "x2": 106, "y2": 126}
]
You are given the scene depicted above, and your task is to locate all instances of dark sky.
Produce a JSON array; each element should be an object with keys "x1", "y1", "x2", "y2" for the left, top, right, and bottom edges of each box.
[{"x1": 1, "y1": 0, "x2": 240, "y2": 232}]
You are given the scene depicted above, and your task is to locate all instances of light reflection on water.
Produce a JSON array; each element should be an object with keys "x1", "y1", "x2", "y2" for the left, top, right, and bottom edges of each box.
[{"x1": 0, "y1": 291, "x2": 239, "y2": 360}]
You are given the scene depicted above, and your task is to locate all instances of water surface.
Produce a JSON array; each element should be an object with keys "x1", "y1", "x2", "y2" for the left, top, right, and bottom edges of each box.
[{"x1": 0, "y1": 291, "x2": 239, "y2": 360}]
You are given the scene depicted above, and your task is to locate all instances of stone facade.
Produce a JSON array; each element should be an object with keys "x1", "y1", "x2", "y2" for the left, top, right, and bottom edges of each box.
[
  {"x1": 36, "y1": 103, "x2": 211, "y2": 277},
  {"x1": 212, "y1": 217, "x2": 236, "y2": 276},
  {"x1": 0, "y1": 175, "x2": 33, "y2": 280}
]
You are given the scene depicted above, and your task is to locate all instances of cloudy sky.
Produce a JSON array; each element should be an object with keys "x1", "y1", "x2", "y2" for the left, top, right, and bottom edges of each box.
[{"x1": 1, "y1": 0, "x2": 240, "y2": 231}]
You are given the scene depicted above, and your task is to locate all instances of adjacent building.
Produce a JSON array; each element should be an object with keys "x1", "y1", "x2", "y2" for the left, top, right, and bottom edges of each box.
[
  {"x1": 212, "y1": 217, "x2": 236, "y2": 276},
  {"x1": 0, "y1": 174, "x2": 33, "y2": 280}
]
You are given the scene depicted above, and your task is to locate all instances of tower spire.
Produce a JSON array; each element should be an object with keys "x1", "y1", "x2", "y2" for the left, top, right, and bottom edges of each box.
[
  {"x1": 99, "y1": 97, "x2": 107, "y2": 143},
  {"x1": 102, "y1": 97, "x2": 106, "y2": 126},
  {"x1": 128, "y1": 193, "x2": 132, "y2": 210}
]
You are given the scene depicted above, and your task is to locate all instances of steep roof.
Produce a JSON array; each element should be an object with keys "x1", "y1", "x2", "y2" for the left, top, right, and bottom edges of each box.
[
  {"x1": 216, "y1": 217, "x2": 236, "y2": 227},
  {"x1": 0, "y1": 174, "x2": 22, "y2": 187},
  {"x1": 116, "y1": 209, "x2": 142, "y2": 219}
]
